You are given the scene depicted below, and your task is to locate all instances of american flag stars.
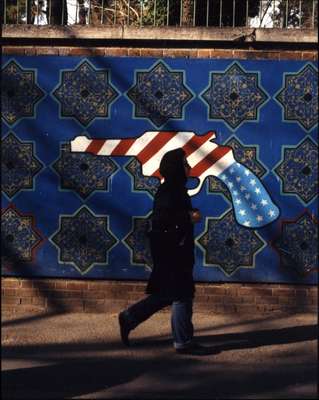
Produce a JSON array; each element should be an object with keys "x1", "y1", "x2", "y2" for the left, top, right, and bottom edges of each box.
[{"x1": 217, "y1": 161, "x2": 280, "y2": 228}]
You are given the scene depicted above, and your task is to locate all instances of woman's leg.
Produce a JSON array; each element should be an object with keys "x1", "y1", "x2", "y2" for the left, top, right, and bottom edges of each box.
[
  {"x1": 121, "y1": 294, "x2": 172, "y2": 331},
  {"x1": 171, "y1": 298, "x2": 194, "y2": 349}
]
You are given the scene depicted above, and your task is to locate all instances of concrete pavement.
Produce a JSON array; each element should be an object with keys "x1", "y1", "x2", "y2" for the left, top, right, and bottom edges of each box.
[{"x1": 2, "y1": 310, "x2": 318, "y2": 399}]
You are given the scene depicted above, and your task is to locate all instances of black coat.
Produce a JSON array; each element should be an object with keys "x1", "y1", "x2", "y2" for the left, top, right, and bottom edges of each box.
[{"x1": 146, "y1": 181, "x2": 195, "y2": 299}]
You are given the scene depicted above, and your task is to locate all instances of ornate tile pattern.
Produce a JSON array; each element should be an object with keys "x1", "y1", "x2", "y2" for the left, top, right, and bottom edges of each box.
[
  {"x1": 1, "y1": 60, "x2": 44, "y2": 125},
  {"x1": 197, "y1": 210, "x2": 266, "y2": 276},
  {"x1": 124, "y1": 157, "x2": 160, "y2": 198},
  {"x1": 272, "y1": 212, "x2": 318, "y2": 276},
  {"x1": 127, "y1": 61, "x2": 193, "y2": 127},
  {"x1": 52, "y1": 143, "x2": 118, "y2": 199},
  {"x1": 275, "y1": 64, "x2": 318, "y2": 131},
  {"x1": 1, "y1": 55, "x2": 317, "y2": 284},
  {"x1": 274, "y1": 137, "x2": 318, "y2": 205},
  {"x1": 208, "y1": 136, "x2": 267, "y2": 201},
  {"x1": 201, "y1": 62, "x2": 268, "y2": 129},
  {"x1": 1, "y1": 206, "x2": 43, "y2": 266},
  {"x1": 52, "y1": 60, "x2": 118, "y2": 126},
  {"x1": 2, "y1": 133, "x2": 44, "y2": 199},
  {"x1": 123, "y1": 216, "x2": 153, "y2": 268},
  {"x1": 50, "y1": 206, "x2": 117, "y2": 274}
]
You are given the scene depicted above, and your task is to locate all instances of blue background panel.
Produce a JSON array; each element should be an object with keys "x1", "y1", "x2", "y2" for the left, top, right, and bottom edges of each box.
[{"x1": 1, "y1": 56, "x2": 318, "y2": 284}]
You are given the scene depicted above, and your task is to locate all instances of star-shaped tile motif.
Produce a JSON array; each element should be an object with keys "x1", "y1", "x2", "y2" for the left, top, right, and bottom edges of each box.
[
  {"x1": 272, "y1": 212, "x2": 318, "y2": 276},
  {"x1": 52, "y1": 143, "x2": 118, "y2": 199},
  {"x1": 275, "y1": 64, "x2": 318, "y2": 131},
  {"x1": 208, "y1": 136, "x2": 267, "y2": 201},
  {"x1": 197, "y1": 210, "x2": 266, "y2": 276},
  {"x1": 1, "y1": 60, "x2": 45, "y2": 125},
  {"x1": 1, "y1": 133, "x2": 44, "y2": 199},
  {"x1": 201, "y1": 62, "x2": 268, "y2": 130},
  {"x1": 127, "y1": 61, "x2": 193, "y2": 127},
  {"x1": 274, "y1": 137, "x2": 318, "y2": 205},
  {"x1": 123, "y1": 215, "x2": 153, "y2": 268},
  {"x1": 124, "y1": 157, "x2": 160, "y2": 198},
  {"x1": 50, "y1": 206, "x2": 117, "y2": 274},
  {"x1": 1, "y1": 205, "x2": 43, "y2": 267},
  {"x1": 52, "y1": 60, "x2": 119, "y2": 126}
]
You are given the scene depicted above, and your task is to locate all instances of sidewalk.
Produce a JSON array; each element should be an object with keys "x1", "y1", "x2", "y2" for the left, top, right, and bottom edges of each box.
[{"x1": 2, "y1": 310, "x2": 318, "y2": 399}]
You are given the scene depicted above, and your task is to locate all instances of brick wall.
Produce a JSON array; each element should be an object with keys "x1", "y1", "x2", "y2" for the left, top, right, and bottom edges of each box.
[
  {"x1": 2, "y1": 46, "x2": 318, "y2": 60},
  {"x1": 2, "y1": 277, "x2": 317, "y2": 314},
  {"x1": 1, "y1": 44, "x2": 317, "y2": 315}
]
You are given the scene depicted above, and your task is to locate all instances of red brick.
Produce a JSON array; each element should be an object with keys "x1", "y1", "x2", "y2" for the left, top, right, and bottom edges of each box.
[
  {"x1": 302, "y1": 51, "x2": 317, "y2": 60},
  {"x1": 2, "y1": 279, "x2": 20, "y2": 289},
  {"x1": 211, "y1": 49, "x2": 234, "y2": 59},
  {"x1": 2, "y1": 288, "x2": 18, "y2": 297},
  {"x1": 241, "y1": 296, "x2": 256, "y2": 304},
  {"x1": 203, "y1": 287, "x2": 227, "y2": 295},
  {"x1": 42, "y1": 290, "x2": 83, "y2": 299},
  {"x1": 2, "y1": 297, "x2": 20, "y2": 305},
  {"x1": 20, "y1": 297, "x2": 33, "y2": 305},
  {"x1": 141, "y1": 48, "x2": 164, "y2": 57},
  {"x1": 67, "y1": 281, "x2": 88, "y2": 290},
  {"x1": 279, "y1": 51, "x2": 302, "y2": 60},
  {"x1": 36, "y1": 281, "x2": 56, "y2": 290},
  {"x1": 19, "y1": 288, "x2": 40, "y2": 297},
  {"x1": 20, "y1": 279, "x2": 34, "y2": 288},
  {"x1": 68, "y1": 48, "x2": 92, "y2": 56},
  {"x1": 278, "y1": 296, "x2": 297, "y2": 305},
  {"x1": 36, "y1": 47, "x2": 59, "y2": 55},
  {"x1": 273, "y1": 288, "x2": 295, "y2": 296},
  {"x1": 128, "y1": 48, "x2": 141, "y2": 57},
  {"x1": 32, "y1": 297, "x2": 46, "y2": 307},
  {"x1": 255, "y1": 296, "x2": 279, "y2": 305},
  {"x1": 88, "y1": 282, "x2": 114, "y2": 290},
  {"x1": 55, "y1": 281, "x2": 68, "y2": 289},
  {"x1": 105, "y1": 48, "x2": 129, "y2": 57},
  {"x1": 235, "y1": 304, "x2": 258, "y2": 313},
  {"x1": 197, "y1": 49, "x2": 211, "y2": 58},
  {"x1": 238, "y1": 287, "x2": 273, "y2": 296},
  {"x1": 2, "y1": 47, "x2": 25, "y2": 55},
  {"x1": 82, "y1": 291, "x2": 105, "y2": 300}
]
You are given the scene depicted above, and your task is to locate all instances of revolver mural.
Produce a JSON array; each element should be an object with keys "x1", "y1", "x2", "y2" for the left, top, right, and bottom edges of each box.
[{"x1": 70, "y1": 130, "x2": 280, "y2": 229}]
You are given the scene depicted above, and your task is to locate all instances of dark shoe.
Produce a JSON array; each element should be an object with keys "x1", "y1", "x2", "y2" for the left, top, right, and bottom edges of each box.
[
  {"x1": 118, "y1": 312, "x2": 130, "y2": 346},
  {"x1": 176, "y1": 343, "x2": 217, "y2": 356}
]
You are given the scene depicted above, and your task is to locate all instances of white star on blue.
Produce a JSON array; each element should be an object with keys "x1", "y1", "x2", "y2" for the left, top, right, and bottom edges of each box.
[{"x1": 218, "y1": 162, "x2": 280, "y2": 228}]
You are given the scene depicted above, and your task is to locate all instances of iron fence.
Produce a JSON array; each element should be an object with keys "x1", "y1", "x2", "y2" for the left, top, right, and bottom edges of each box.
[{"x1": 2, "y1": 0, "x2": 318, "y2": 28}]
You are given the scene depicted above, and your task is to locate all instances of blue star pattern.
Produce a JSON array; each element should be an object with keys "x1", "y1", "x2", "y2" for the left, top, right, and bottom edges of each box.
[
  {"x1": 50, "y1": 206, "x2": 117, "y2": 274},
  {"x1": 123, "y1": 216, "x2": 153, "y2": 269},
  {"x1": 208, "y1": 136, "x2": 267, "y2": 201},
  {"x1": 1, "y1": 206, "x2": 43, "y2": 266},
  {"x1": 274, "y1": 137, "x2": 318, "y2": 205},
  {"x1": 0, "y1": 55, "x2": 317, "y2": 285},
  {"x1": 201, "y1": 62, "x2": 268, "y2": 129},
  {"x1": 272, "y1": 212, "x2": 318, "y2": 276},
  {"x1": 124, "y1": 157, "x2": 160, "y2": 198},
  {"x1": 219, "y1": 161, "x2": 279, "y2": 228},
  {"x1": 2, "y1": 133, "x2": 44, "y2": 199},
  {"x1": 52, "y1": 60, "x2": 119, "y2": 126},
  {"x1": 127, "y1": 61, "x2": 193, "y2": 127},
  {"x1": 197, "y1": 210, "x2": 266, "y2": 276},
  {"x1": 275, "y1": 64, "x2": 318, "y2": 131},
  {"x1": 1, "y1": 60, "x2": 45, "y2": 126},
  {"x1": 52, "y1": 143, "x2": 118, "y2": 199}
]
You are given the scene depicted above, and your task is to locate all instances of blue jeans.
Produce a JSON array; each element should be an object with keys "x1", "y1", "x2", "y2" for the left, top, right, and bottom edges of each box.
[{"x1": 122, "y1": 294, "x2": 194, "y2": 349}]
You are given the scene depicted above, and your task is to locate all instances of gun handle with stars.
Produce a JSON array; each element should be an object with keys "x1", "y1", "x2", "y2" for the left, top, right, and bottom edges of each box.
[{"x1": 70, "y1": 131, "x2": 280, "y2": 228}]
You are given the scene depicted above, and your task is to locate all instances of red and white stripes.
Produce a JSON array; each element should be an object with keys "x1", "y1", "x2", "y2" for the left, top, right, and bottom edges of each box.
[{"x1": 70, "y1": 131, "x2": 235, "y2": 196}]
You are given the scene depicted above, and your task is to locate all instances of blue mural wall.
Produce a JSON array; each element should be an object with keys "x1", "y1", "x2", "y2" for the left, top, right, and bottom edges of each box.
[{"x1": 1, "y1": 55, "x2": 318, "y2": 284}]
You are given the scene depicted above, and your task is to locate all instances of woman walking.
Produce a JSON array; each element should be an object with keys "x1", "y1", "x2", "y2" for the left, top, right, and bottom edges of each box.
[{"x1": 118, "y1": 148, "x2": 211, "y2": 355}]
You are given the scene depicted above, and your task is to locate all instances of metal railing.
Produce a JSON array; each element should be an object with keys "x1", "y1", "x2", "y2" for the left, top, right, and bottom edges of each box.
[{"x1": 2, "y1": 0, "x2": 318, "y2": 28}]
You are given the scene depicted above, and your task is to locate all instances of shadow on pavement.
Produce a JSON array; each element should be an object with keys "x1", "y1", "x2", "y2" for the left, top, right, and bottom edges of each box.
[{"x1": 2, "y1": 324, "x2": 318, "y2": 399}]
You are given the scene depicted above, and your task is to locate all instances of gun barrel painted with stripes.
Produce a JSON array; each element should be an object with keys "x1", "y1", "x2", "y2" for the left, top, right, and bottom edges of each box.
[{"x1": 70, "y1": 131, "x2": 280, "y2": 228}]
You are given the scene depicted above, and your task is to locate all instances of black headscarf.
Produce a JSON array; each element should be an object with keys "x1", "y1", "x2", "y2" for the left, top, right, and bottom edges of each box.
[{"x1": 159, "y1": 148, "x2": 187, "y2": 185}]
